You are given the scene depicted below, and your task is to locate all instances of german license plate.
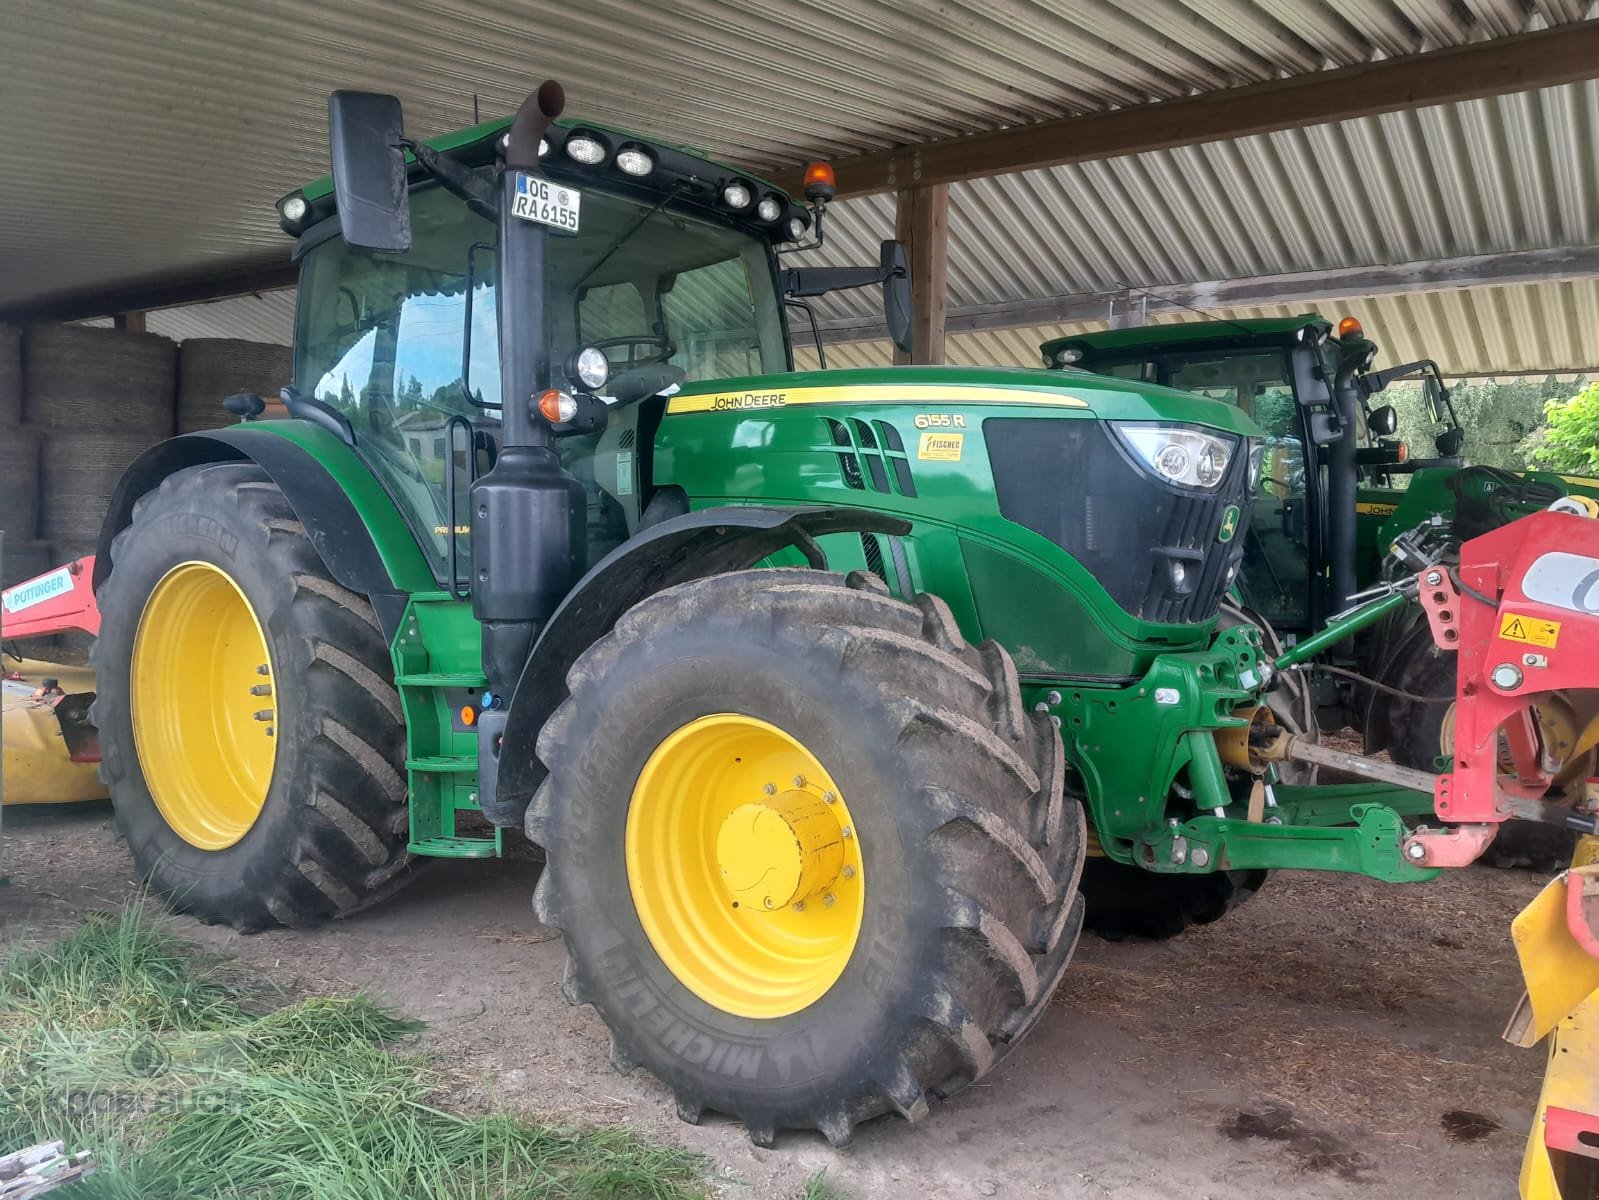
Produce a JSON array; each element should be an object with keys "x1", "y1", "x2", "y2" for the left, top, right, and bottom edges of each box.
[{"x1": 511, "y1": 174, "x2": 581, "y2": 232}]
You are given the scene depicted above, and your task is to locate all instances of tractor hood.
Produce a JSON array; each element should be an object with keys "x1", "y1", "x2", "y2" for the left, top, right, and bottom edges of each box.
[{"x1": 668, "y1": 365, "x2": 1265, "y2": 439}]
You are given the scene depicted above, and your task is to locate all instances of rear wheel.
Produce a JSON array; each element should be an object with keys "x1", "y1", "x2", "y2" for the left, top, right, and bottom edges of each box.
[
  {"x1": 528, "y1": 569, "x2": 1084, "y2": 1147},
  {"x1": 92, "y1": 463, "x2": 417, "y2": 930}
]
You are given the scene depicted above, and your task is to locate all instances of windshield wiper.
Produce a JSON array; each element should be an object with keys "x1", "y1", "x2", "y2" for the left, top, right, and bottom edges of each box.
[{"x1": 573, "y1": 181, "x2": 689, "y2": 292}]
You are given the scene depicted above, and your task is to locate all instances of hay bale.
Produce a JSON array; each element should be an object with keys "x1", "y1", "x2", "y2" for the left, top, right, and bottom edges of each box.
[
  {"x1": 177, "y1": 338, "x2": 293, "y2": 432},
  {"x1": 39, "y1": 431, "x2": 157, "y2": 544},
  {"x1": 0, "y1": 324, "x2": 20, "y2": 425},
  {"x1": 23, "y1": 325, "x2": 176, "y2": 432},
  {"x1": 1, "y1": 538, "x2": 54, "y2": 590},
  {"x1": 0, "y1": 424, "x2": 41, "y2": 542}
]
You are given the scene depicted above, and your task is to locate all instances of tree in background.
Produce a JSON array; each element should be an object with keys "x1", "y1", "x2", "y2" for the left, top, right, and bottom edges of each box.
[
  {"x1": 1522, "y1": 382, "x2": 1599, "y2": 475},
  {"x1": 1384, "y1": 376, "x2": 1586, "y2": 472}
]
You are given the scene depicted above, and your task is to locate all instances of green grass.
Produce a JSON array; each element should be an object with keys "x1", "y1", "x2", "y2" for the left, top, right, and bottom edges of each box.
[
  {"x1": 795, "y1": 1171, "x2": 850, "y2": 1200},
  {"x1": 0, "y1": 902, "x2": 709, "y2": 1199}
]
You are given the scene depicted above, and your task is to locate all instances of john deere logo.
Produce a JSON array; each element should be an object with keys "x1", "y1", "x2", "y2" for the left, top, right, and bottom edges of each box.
[{"x1": 1217, "y1": 505, "x2": 1240, "y2": 543}]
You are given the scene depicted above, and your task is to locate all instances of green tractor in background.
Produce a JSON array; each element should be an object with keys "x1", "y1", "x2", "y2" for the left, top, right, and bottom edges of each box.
[
  {"x1": 1042, "y1": 319, "x2": 1599, "y2": 871},
  {"x1": 88, "y1": 80, "x2": 1477, "y2": 1147}
]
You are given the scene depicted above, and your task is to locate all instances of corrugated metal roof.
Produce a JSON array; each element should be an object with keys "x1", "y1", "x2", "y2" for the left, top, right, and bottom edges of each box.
[
  {"x1": 1, "y1": 0, "x2": 1587, "y2": 310},
  {"x1": 796, "y1": 279, "x2": 1599, "y2": 379},
  {"x1": 799, "y1": 78, "x2": 1599, "y2": 324}
]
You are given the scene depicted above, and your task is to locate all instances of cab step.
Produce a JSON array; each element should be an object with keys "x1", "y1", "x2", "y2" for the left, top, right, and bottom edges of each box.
[
  {"x1": 407, "y1": 832, "x2": 501, "y2": 859},
  {"x1": 406, "y1": 755, "x2": 477, "y2": 773}
]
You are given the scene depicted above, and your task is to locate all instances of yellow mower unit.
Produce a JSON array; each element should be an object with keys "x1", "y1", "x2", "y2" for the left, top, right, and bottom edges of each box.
[
  {"x1": 1506, "y1": 859, "x2": 1599, "y2": 1200},
  {"x1": 2, "y1": 556, "x2": 106, "y2": 807}
]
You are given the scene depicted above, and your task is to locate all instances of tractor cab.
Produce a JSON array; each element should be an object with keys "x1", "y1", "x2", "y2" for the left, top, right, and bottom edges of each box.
[
  {"x1": 282, "y1": 102, "x2": 907, "y2": 581},
  {"x1": 1041, "y1": 316, "x2": 1463, "y2": 633}
]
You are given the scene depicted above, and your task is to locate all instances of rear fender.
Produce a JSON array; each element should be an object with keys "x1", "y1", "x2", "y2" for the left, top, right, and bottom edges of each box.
[
  {"x1": 488, "y1": 505, "x2": 911, "y2": 827},
  {"x1": 93, "y1": 423, "x2": 435, "y2": 639}
]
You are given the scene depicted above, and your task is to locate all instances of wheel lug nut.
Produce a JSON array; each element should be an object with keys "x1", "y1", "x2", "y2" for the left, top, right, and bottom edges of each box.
[
  {"x1": 793, "y1": 774, "x2": 806, "y2": 788},
  {"x1": 823, "y1": 791, "x2": 836, "y2": 804},
  {"x1": 256, "y1": 664, "x2": 270, "y2": 675},
  {"x1": 792, "y1": 900, "x2": 805, "y2": 912},
  {"x1": 842, "y1": 865, "x2": 855, "y2": 879},
  {"x1": 250, "y1": 683, "x2": 273, "y2": 696},
  {"x1": 253, "y1": 709, "x2": 273, "y2": 722},
  {"x1": 823, "y1": 893, "x2": 835, "y2": 907},
  {"x1": 763, "y1": 783, "x2": 776, "y2": 795},
  {"x1": 841, "y1": 826, "x2": 853, "y2": 839},
  {"x1": 762, "y1": 897, "x2": 774, "y2": 909}
]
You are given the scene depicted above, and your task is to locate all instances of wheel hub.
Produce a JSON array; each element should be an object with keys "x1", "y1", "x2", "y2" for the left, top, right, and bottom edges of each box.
[
  {"x1": 625, "y1": 713, "x2": 865, "y2": 1018},
  {"x1": 131, "y1": 561, "x2": 276, "y2": 850},
  {"x1": 716, "y1": 792, "x2": 844, "y2": 911}
]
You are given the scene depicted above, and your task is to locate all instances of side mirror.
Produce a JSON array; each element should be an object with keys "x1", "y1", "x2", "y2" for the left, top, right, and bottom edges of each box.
[
  {"x1": 1368, "y1": 403, "x2": 1398, "y2": 437},
  {"x1": 1436, "y1": 427, "x2": 1465, "y2": 457},
  {"x1": 328, "y1": 91, "x2": 411, "y2": 253},
  {"x1": 881, "y1": 240, "x2": 912, "y2": 356}
]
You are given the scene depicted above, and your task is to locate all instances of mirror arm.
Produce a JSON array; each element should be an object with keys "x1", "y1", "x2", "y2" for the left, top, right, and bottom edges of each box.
[
  {"x1": 403, "y1": 140, "x2": 498, "y2": 221},
  {"x1": 780, "y1": 265, "x2": 895, "y2": 298}
]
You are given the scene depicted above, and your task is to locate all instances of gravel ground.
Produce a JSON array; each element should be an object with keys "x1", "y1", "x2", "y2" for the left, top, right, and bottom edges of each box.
[{"x1": 1, "y1": 800, "x2": 1549, "y2": 1199}]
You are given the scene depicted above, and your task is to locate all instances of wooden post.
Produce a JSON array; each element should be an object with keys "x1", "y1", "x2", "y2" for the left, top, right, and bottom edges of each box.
[
  {"x1": 113, "y1": 311, "x2": 147, "y2": 333},
  {"x1": 893, "y1": 184, "x2": 949, "y2": 365}
]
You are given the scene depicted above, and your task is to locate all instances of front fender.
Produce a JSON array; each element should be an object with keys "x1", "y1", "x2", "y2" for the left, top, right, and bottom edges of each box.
[
  {"x1": 93, "y1": 422, "x2": 435, "y2": 638},
  {"x1": 487, "y1": 505, "x2": 911, "y2": 827}
]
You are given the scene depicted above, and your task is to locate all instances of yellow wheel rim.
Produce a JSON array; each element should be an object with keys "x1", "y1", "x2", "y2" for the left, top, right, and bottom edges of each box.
[
  {"x1": 131, "y1": 561, "x2": 277, "y2": 850},
  {"x1": 626, "y1": 714, "x2": 865, "y2": 1019}
]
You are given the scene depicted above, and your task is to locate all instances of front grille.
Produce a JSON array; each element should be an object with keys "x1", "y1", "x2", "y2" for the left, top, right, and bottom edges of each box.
[{"x1": 985, "y1": 417, "x2": 1252, "y2": 623}]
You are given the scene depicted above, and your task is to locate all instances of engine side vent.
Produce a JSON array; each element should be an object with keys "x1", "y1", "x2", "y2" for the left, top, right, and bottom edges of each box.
[
  {"x1": 860, "y1": 532, "x2": 887, "y2": 579},
  {"x1": 824, "y1": 418, "x2": 865, "y2": 490},
  {"x1": 821, "y1": 417, "x2": 916, "y2": 497}
]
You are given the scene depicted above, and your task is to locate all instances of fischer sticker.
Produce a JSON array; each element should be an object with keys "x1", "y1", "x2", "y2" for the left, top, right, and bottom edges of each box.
[
  {"x1": 917, "y1": 432, "x2": 964, "y2": 462},
  {"x1": 1498, "y1": 611, "x2": 1561, "y2": 648}
]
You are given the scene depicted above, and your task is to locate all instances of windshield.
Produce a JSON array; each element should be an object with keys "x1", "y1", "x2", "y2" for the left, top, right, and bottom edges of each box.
[{"x1": 294, "y1": 179, "x2": 789, "y2": 573}]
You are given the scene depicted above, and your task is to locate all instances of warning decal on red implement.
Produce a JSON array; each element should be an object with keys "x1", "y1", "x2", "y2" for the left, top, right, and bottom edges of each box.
[{"x1": 1499, "y1": 611, "x2": 1561, "y2": 648}]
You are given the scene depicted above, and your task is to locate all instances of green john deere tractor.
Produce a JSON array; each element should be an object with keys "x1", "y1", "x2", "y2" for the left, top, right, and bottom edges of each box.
[
  {"x1": 1042, "y1": 320, "x2": 1599, "y2": 865},
  {"x1": 90, "y1": 81, "x2": 1462, "y2": 1146}
]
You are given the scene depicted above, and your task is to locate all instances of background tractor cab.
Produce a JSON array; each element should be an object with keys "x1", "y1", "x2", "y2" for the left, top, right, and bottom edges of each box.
[{"x1": 1041, "y1": 315, "x2": 1463, "y2": 635}]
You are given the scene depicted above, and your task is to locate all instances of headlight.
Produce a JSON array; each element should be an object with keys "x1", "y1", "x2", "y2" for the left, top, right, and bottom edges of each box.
[
  {"x1": 787, "y1": 216, "x2": 808, "y2": 241},
  {"x1": 280, "y1": 194, "x2": 308, "y2": 222},
  {"x1": 722, "y1": 182, "x2": 752, "y2": 209},
  {"x1": 1247, "y1": 440, "x2": 1264, "y2": 491},
  {"x1": 1054, "y1": 347, "x2": 1083, "y2": 366},
  {"x1": 570, "y1": 346, "x2": 610, "y2": 391},
  {"x1": 616, "y1": 148, "x2": 653, "y2": 177},
  {"x1": 756, "y1": 195, "x2": 783, "y2": 222},
  {"x1": 1113, "y1": 423, "x2": 1236, "y2": 490},
  {"x1": 565, "y1": 134, "x2": 606, "y2": 165}
]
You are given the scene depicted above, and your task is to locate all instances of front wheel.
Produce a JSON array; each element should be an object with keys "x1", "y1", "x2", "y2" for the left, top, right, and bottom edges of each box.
[
  {"x1": 527, "y1": 569, "x2": 1085, "y2": 1147},
  {"x1": 92, "y1": 463, "x2": 417, "y2": 930}
]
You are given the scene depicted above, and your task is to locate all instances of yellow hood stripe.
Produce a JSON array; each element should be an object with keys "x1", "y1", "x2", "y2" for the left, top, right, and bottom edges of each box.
[{"x1": 667, "y1": 384, "x2": 1091, "y2": 415}]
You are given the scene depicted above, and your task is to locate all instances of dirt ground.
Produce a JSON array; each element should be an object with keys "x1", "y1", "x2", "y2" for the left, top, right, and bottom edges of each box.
[{"x1": 2, "y1": 801, "x2": 1549, "y2": 1199}]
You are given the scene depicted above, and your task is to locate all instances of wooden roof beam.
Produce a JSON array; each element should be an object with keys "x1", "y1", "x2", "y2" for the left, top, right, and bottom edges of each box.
[
  {"x1": 806, "y1": 245, "x2": 1599, "y2": 344},
  {"x1": 775, "y1": 21, "x2": 1599, "y2": 199}
]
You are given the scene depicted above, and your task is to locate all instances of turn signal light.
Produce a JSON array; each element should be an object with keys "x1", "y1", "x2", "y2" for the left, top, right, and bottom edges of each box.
[
  {"x1": 538, "y1": 389, "x2": 577, "y2": 423},
  {"x1": 1337, "y1": 316, "x2": 1363, "y2": 339},
  {"x1": 803, "y1": 161, "x2": 836, "y2": 202},
  {"x1": 1397, "y1": 441, "x2": 1409, "y2": 463}
]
